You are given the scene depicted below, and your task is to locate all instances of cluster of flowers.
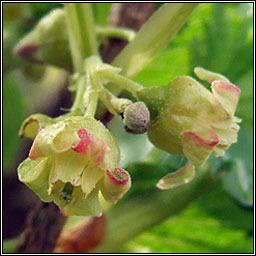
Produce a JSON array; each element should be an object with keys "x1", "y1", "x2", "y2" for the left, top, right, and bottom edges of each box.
[{"x1": 18, "y1": 66, "x2": 241, "y2": 216}]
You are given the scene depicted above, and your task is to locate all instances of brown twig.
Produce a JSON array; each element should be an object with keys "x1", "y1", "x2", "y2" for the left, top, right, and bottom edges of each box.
[{"x1": 18, "y1": 202, "x2": 67, "y2": 253}]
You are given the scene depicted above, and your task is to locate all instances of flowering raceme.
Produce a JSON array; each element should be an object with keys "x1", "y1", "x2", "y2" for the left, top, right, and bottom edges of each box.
[
  {"x1": 137, "y1": 68, "x2": 241, "y2": 189},
  {"x1": 18, "y1": 116, "x2": 131, "y2": 216}
]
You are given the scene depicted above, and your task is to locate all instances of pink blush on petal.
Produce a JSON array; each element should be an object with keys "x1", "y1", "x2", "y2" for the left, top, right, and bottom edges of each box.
[
  {"x1": 180, "y1": 131, "x2": 219, "y2": 149},
  {"x1": 72, "y1": 129, "x2": 90, "y2": 155},
  {"x1": 212, "y1": 81, "x2": 241, "y2": 97}
]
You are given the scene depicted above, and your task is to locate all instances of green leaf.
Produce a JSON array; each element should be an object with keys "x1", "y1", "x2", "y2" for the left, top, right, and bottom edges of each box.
[
  {"x1": 133, "y1": 3, "x2": 213, "y2": 87},
  {"x1": 3, "y1": 72, "x2": 26, "y2": 170},
  {"x1": 220, "y1": 129, "x2": 253, "y2": 207},
  {"x1": 128, "y1": 181, "x2": 253, "y2": 253}
]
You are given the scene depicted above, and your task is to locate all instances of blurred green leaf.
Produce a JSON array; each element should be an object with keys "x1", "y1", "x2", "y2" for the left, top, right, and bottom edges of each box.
[
  {"x1": 128, "y1": 181, "x2": 253, "y2": 253},
  {"x1": 124, "y1": 162, "x2": 168, "y2": 201},
  {"x1": 3, "y1": 72, "x2": 26, "y2": 170},
  {"x1": 219, "y1": 129, "x2": 253, "y2": 207},
  {"x1": 133, "y1": 3, "x2": 213, "y2": 86},
  {"x1": 235, "y1": 70, "x2": 253, "y2": 130}
]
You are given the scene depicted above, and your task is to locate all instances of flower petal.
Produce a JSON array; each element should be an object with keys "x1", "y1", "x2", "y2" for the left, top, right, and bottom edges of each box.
[
  {"x1": 100, "y1": 168, "x2": 131, "y2": 204},
  {"x1": 18, "y1": 158, "x2": 52, "y2": 202},
  {"x1": 180, "y1": 128, "x2": 219, "y2": 166},
  {"x1": 81, "y1": 162, "x2": 104, "y2": 196},
  {"x1": 63, "y1": 187, "x2": 102, "y2": 216},
  {"x1": 29, "y1": 121, "x2": 78, "y2": 160},
  {"x1": 211, "y1": 81, "x2": 241, "y2": 116},
  {"x1": 156, "y1": 162, "x2": 195, "y2": 190},
  {"x1": 194, "y1": 67, "x2": 229, "y2": 83},
  {"x1": 213, "y1": 118, "x2": 240, "y2": 157},
  {"x1": 52, "y1": 150, "x2": 87, "y2": 186},
  {"x1": 66, "y1": 117, "x2": 120, "y2": 169},
  {"x1": 19, "y1": 113, "x2": 55, "y2": 139},
  {"x1": 72, "y1": 128, "x2": 106, "y2": 165}
]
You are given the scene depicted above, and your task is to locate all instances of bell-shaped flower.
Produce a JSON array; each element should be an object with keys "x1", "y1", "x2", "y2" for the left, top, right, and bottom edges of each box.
[
  {"x1": 137, "y1": 68, "x2": 241, "y2": 189},
  {"x1": 18, "y1": 116, "x2": 131, "y2": 216}
]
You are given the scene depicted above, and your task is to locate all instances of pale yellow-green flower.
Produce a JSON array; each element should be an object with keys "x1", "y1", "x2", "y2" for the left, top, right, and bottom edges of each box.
[
  {"x1": 18, "y1": 116, "x2": 131, "y2": 216},
  {"x1": 137, "y1": 68, "x2": 241, "y2": 189}
]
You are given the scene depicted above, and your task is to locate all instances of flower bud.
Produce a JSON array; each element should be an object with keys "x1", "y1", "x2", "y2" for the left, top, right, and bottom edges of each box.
[
  {"x1": 123, "y1": 102, "x2": 150, "y2": 134},
  {"x1": 13, "y1": 9, "x2": 72, "y2": 70}
]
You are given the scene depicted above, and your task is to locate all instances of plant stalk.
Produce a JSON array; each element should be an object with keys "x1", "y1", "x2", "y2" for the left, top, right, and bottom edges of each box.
[{"x1": 65, "y1": 3, "x2": 98, "y2": 72}]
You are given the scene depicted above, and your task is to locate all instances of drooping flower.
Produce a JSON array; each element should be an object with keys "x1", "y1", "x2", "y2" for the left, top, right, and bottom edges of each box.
[
  {"x1": 137, "y1": 67, "x2": 241, "y2": 189},
  {"x1": 18, "y1": 116, "x2": 131, "y2": 216}
]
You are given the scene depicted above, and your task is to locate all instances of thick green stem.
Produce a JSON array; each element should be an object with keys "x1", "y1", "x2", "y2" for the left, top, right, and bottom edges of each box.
[
  {"x1": 65, "y1": 3, "x2": 98, "y2": 72},
  {"x1": 112, "y1": 3, "x2": 199, "y2": 78},
  {"x1": 95, "y1": 166, "x2": 212, "y2": 253}
]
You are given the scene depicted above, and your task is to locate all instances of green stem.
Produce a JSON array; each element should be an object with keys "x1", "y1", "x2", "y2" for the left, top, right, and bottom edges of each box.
[
  {"x1": 65, "y1": 3, "x2": 98, "y2": 72},
  {"x1": 112, "y1": 3, "x2": 199, "y2": 78},
  {"x1": 95, "y1": 166, "x2": 212, "y2": 253},
  {"x1": 70, "y1": 76, "x2": 86, "y2": 115},
  {"x1": 84, "y1": 89, "x2": 99, "y2": 118},
  {"x1": 96, "y1": 26, "x2": 136, "y2": 42},
  {"x1": 84, "y1": 56, "x2": 133, "y2": 115},
  {"x1": 98, "y1": 70, "x2": 143, "y2": 97},
  {"x1": 96, "y1": 3, "x2": 199, "y2": 119}
]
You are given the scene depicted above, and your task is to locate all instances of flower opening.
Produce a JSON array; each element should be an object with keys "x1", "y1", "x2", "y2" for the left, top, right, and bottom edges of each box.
[{"x1": 18, "y1": 116, "x2": 131, "y2": 216}]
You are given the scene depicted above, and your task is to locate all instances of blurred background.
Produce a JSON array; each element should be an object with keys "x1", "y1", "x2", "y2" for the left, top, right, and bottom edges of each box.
[{"x1": 3, "y1": 3, "x2": 253, "y2": 253}]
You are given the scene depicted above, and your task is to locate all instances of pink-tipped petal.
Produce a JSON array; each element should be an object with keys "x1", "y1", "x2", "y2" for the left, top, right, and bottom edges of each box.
[
  {"x1": 157, "y1": 162, "x2": 195, "y2": 190},
  {"x1": 180, "y1": 129, "x2": 219, "y2": 166},
  {"x1": 211, "y1": 81, "x2": 241, "y2": 116},
  {"x1": 28, "y1": 140, "x2": 45, "y2": 161},
  {"x1": 100, "y1": 168, "x2": 131, "y2": 204},
  {"x1": 106, "y1": 168, "x2": 130, "y2": 186}
]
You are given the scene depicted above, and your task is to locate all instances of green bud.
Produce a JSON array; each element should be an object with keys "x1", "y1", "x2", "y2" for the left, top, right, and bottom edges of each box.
[
  {"x1": 13, "y1": 9, "x2": 72, "y2": 70},
  {"x1": 123, "y1": 102, "x2": 150, "y2": 134}
]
